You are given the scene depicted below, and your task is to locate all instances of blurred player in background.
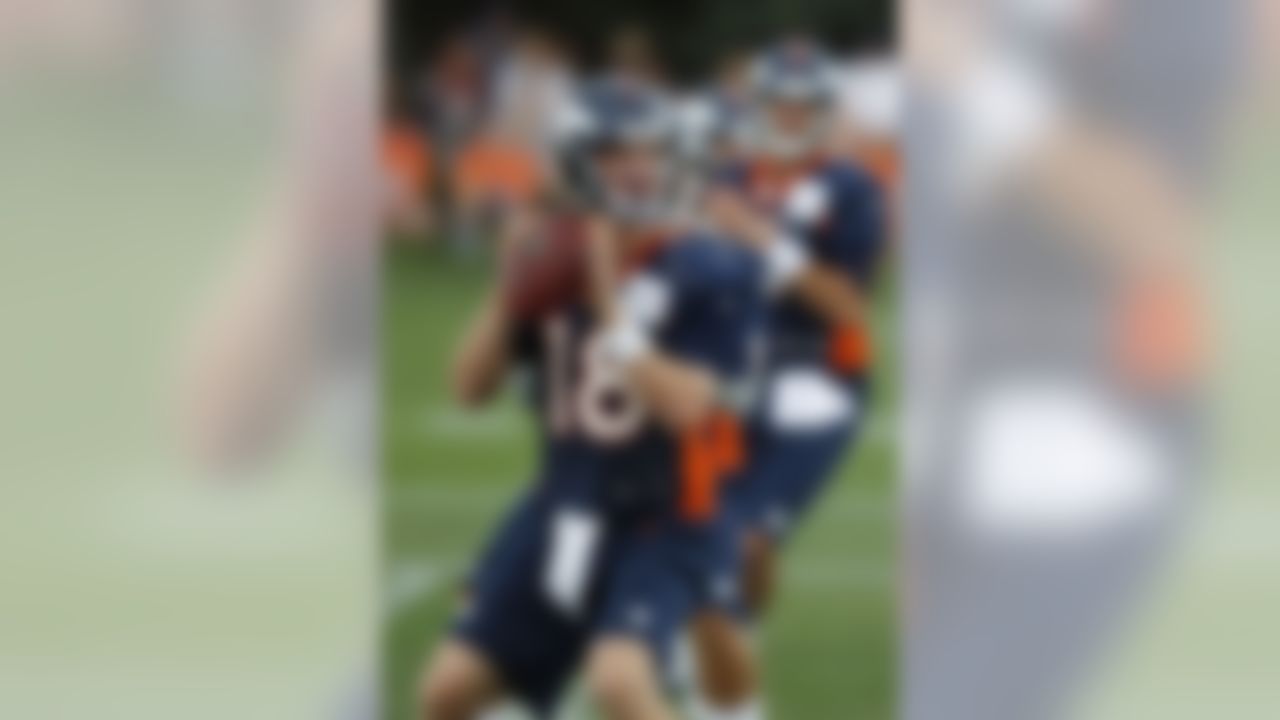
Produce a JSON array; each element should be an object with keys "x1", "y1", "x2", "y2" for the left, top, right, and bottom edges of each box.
[
  {"x1": 688, "y1": 38, "x2": 888, "y2": 720},
  {"x1": 449, "y1": 25, "x2": 573, "y2": 257},
  {"x1": 905, "y1": 0, "x2": 1229, "y2": 716},
  {"x1": 418, "y1": 76, "x2": 765, "y2": 720},
  {"x1": 676, "y1": 50, "x2": 756, "y2": 177}
]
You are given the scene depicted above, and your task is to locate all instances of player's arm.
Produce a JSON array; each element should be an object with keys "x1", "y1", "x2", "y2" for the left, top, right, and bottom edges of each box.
[
  {"x1": 706, "y1": 188, "x2": 868, "y2": 328},
  {"x1": 779, "y1": 261, "x2": 867, "y2": 328},
  {"x1": 449, "y1": 289, "x2": 516, "y2": 408},
  {"x1": 628, "y1": 350, "x2": 722, "y2": 434},
  {"x1": 449, "y1": 213, "x2": 531, "y2": 408}
]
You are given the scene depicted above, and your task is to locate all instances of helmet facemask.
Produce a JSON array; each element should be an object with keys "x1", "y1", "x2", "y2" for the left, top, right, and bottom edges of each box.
[
  {"x1": 747, "y1": 41, "x2": 839, "y2": 161},
  {"x1": 749, "y1": 94, "x2": 834, "y2": 161},
  {"x1": 561, "y1": 101, "x2": 682, "y2": 226}
]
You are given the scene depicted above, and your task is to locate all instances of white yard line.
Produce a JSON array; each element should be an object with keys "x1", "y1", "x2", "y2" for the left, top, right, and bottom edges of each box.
[
  {"x1": 384, "y1": 561, "x2": 448, "y2": 617},
  {"x1": 387, "y1": 483, "x2": 522, "y2": 513},
  {"x1": 419, "y1": 407, "x2": 525, "y2": 439}
]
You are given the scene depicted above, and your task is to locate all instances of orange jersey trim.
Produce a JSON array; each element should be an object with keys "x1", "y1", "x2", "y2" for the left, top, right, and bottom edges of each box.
[
  {"x1": 679, "y1": 412, "x2": 746, "y2": 522},
  {"x1": 829, "y1": 324, "x2": 874, "y2": 375}
]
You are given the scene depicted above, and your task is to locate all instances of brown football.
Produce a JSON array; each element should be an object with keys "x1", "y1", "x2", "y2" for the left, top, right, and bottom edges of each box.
[{"x1": 503, "y1": 216, "x2": 588, "y2": 321}]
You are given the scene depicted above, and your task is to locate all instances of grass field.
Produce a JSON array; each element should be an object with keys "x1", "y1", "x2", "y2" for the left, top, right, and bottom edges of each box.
[{"x1": 383, "y1": 241, "x2": 897, "y2": 719}]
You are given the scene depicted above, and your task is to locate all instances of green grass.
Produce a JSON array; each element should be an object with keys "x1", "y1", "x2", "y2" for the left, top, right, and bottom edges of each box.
[{"x1": 383, "y1": 241, "x2": 897, "y2": 719}]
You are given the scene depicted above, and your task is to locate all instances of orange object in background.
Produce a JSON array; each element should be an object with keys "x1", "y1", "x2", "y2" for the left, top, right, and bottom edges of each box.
[
  {"x1": 382, "y1": 120, "x2": 432, "y2": 197},
  {"x1": 454, "y1": 134, "x2": 545, "y2": 208}
]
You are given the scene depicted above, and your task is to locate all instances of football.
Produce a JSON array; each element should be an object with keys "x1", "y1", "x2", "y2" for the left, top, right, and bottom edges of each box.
[{"x1": 503, "y1": 216, "x2": 589, "y2": 321}]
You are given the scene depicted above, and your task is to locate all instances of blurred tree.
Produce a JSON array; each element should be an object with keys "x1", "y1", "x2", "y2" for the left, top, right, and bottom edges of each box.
[{"x1": 388, "y1": 0, "x2": 891, "y2": 87}]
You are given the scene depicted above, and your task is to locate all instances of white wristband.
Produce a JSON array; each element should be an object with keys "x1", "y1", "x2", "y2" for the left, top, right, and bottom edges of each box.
[
  {"x1": 764, "y1": 236, "x2": 811, "y2": 293},
  {"x1": 599, "y1": 321, "x2": 653, "y2": 367}
]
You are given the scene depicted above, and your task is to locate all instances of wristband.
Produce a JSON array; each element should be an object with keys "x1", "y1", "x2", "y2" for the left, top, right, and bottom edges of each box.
[
  {"x1": 764, "y1": 236, "x2": 811, "y2": 293},
  {"x1": 618, "y1": 274, "x2": 673, "y2": 329},
  {"x1": 599, "y1": 320, "x2": 653, "y2": 367}
]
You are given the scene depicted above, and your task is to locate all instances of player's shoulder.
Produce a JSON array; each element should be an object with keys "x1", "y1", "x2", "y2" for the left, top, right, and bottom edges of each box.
[
  {"x1": 651, "y1": 231, "x2": 761, "y2": 294},
  {"x1": 813, "y1": 157, "x2": 879, "y2": 198},
  {"x1": 782, "y1": 158, "x2": 880, "y2": 228},
  {"x1": 656, "y1": 230, "x2": 757, "y2": 275}
]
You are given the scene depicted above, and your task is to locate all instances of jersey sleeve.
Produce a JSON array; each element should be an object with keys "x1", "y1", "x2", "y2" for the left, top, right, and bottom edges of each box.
[
  {"x1": 785, "y1": 164, "x2": 886, "y2": 288},
  {"x1": 648, "y1": 237, "x2": 766, "y2": 382}
]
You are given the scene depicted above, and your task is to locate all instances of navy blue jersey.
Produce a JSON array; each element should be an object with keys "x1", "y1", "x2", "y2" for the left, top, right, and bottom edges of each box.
[
  {"x1": 719, "y1": 158, "x2": 886, "y2": 373},
  {"x1": 513, "y1": 228, "x2": 764, "y2": 520}
]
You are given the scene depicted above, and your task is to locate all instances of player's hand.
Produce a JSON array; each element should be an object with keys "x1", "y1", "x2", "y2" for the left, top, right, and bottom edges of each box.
[{"x1": 704, "y1": 187, "x2": 775, "y2": 251}]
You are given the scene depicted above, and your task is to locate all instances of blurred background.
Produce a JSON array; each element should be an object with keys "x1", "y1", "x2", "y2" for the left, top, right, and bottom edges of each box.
[
  {"x1": 381, "y1": 1, "x2": 898, "y2": 249},
  {"x1": 1, "y1": 1, "x2": 1278, "y2": 719},
  {"x1": 380, "y1": 2, "x2": 898, "y2": 718},
  {"x1": 904, "y1": 1, "x2": 1278, "y2": 718},
  {"x1": 0, "y1": 1, "x2": 378, "y2": 719}
]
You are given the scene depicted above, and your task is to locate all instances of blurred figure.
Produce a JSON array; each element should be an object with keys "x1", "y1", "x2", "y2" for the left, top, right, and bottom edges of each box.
[
  {"x1": 451, "y1": 118, "x2": 548, "y2": 254},
  {"x1": 489, "y1": 25, "x2": 576, "y2": 166},
  {"x1": 418, "y1": 77, "x2": 765, "y2": 720},
  {"x1": 689, "y1": 38, "x2": 889, "y2": 720},
  {"x1": 413, "y1": 20, "x2": 575, "y2": 256},
  {"x1": 414, "y1": 33, "x2": 491, "y2": 248},
  {"x1": 419, "y1": 35, "x2": 489, "y2": 158},
  {"x1": 679, "y1": 51, "x2": 757, "y2": 172},
  {"x1": 441, "y1": 25, "x2": 573, "y2": 254},
  {"x1": 904, "y1": 0, "x2": 1238, "y2": 718},
  {"x1": 182, "y1": 0, "x2": 377, "y2": 472},
  {"x1": 383, "y1": 90, "x2": 434, "y2": 239}
]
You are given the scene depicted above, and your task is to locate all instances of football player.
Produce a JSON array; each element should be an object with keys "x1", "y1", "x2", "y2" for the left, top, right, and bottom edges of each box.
[
  {"x1": 689, "y1": 40, "x2": 888, "y2": 720},
  {"x1": 418, "y1": 76, "x2": 766, "y2": 720}
]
